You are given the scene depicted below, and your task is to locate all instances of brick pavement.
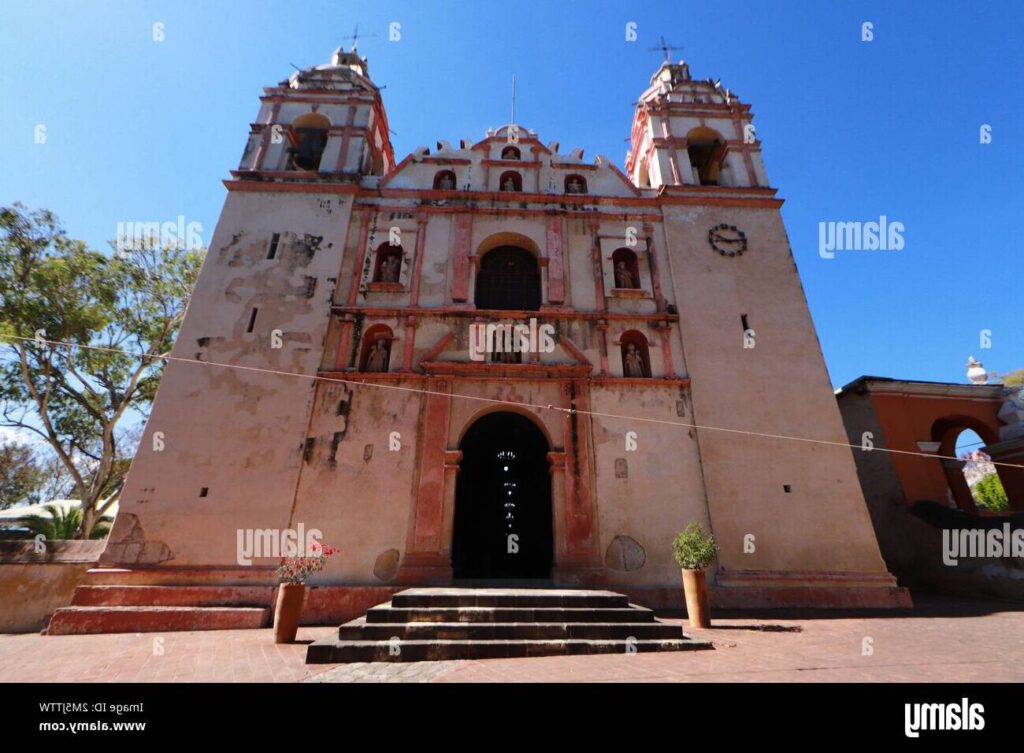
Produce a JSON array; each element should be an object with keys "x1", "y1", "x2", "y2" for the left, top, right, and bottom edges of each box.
[{"x1": 1, "y1": 596, "x2": 1021, "y2": 683}]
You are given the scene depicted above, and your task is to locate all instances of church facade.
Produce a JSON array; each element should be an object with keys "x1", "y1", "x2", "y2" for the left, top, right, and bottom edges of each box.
[{"x1": 100, "y1": 48, "x2": 909, "y2": 612}]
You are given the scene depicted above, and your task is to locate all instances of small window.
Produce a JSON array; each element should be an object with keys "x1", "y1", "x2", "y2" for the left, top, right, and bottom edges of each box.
[
  {"x1": 620, "y1": 330, "x2": 652, "y2": 378},
  {"x1": 501, "y1": 146, "x2": 521, "y2": 160},
  {"x1": 783, "y1": 485, "x2": 792, "y2": 493},
  {"x1": 267, "y1": 233, "x2": 280, "y2": 260},
  {"x1": 245, "y1": 307, "x2": 258, "y2": 334},
  {"x1": 199, "y1": 487, "x2": 209, "y2": 498},
  {"x1": 433, "y1": 170, "x2": 457, "y2": 190},
  {"x1": 564, "y1": 175, "x2": 587, "y2": 194},
  {"x1": 611, "y1": 248, "x2": 641, "y2": 290},
  {"x1": 373, "y1": 244, "x2": 403, "y2": 283},
  {"x1": 499, "y1": 171, "x2": 522, "y2": 192}
]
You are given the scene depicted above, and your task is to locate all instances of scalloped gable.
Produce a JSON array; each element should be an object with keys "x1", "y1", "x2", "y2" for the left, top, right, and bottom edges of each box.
[{"x1": 380, "y1": 128, "x2": 640, "y2": 196}]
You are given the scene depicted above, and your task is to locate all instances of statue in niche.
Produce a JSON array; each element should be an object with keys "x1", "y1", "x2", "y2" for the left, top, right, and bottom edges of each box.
[
  {"x1": 379, "y1": 253, "x2": 401, "y2": 283},
  {"x1": 615, "y1": 261, "x2": 636, "y2": 289},
  {"x1": 567, "y1": 178, "x2": 583, "y2": 194},
  {"x1": 623, "y1": 344, "x2": 646, "y2": 377},
  {"x1": 365, "y1": 338, "x2": 390, "y2": 372},
  {"x1": 502, "y1": 147, "x2": 518, "y2": 160},
  {"x1": 439, "y1": 173, "x2": 455, "y2": 190},
  {"x1": 502, "y1": 175, "x2": 517, "y2": 192}
]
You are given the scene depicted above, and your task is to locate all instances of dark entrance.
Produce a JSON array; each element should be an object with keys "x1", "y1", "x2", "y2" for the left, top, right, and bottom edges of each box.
[
  {"x1": 474, "y1": 246, "x2": 541, "y2": 311},
  {"x1": 452, "y1": 411, "x2": 553, "y2": 580}
]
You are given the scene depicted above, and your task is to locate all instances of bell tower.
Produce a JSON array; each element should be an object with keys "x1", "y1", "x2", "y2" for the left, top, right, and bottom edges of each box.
[
  {"x1": 637, "y1": 58, "x2": 905, "y2": 605},
  {"x1": 237, "y1": 46, "x2": 395, "y2": 180},
  {"x1": 627, "y1": 60, "x2": 767, "y2": 190}
]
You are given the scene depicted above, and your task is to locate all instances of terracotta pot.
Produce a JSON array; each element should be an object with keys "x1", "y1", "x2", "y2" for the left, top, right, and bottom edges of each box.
[
  {"x1": 681, "y1": 568, "x2": 711, "y2": 628},
  {"x1": 273, "y1": 583, "x2": 306, "y2": 644}
]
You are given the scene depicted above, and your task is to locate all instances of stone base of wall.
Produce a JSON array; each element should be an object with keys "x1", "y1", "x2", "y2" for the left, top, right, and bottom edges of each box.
[
  {"x1": 60, "y1": 564, "x2": 912, "y2": 634},
  {"x1": 619, "y1": 569, "x2": 913, "y2": 611},
  {"x1": 0, "y1": 541, "x2": 105, "y2": 633}
]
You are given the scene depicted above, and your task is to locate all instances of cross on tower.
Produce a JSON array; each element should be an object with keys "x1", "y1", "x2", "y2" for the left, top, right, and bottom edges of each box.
[
  {"x1": 339, "y1": 24, "x2": 376, "y2": 51},
  {"x1": 648, "y1": 35, "x2": 684, "y2": 63}
]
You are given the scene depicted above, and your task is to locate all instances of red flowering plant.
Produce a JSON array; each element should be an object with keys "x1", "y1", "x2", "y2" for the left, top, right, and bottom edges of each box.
[{"x1": 276, "y1": 541, "x2": 340, "y2": 585}]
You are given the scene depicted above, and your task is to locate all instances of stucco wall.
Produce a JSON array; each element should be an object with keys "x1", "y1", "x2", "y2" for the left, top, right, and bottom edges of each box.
[
  {"x1": 104, "y1": 191, "x2": 355, "y2": 567},
  {"x1": 0, "y1": 541, "x2": 103, "y2": 633},
  {"x1": 662, "y1": 204, "x2": 890, "y2": 576}
]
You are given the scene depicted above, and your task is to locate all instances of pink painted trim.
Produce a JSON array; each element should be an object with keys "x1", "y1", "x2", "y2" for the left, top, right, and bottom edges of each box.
[
  {"x1": 346, "y1": 210, "x2": 372, "y2": 306},
  {"x1": 557, "y1": 335, "x2": 592, "y2": 366},
  {"x1": 402, "y1": 317, "x2": 416, "y2": 371},
  {"x1": 418, "y1": 331, "x2": 454, "y2": 365},
  {"x1": 643, "y1": 223, "x2": 665, "y2": 311},
  {"x1": 252, "y1": 102, "x2": 281, "y2": 171},
  {"x1": 450, "y1": 214, "x2": 472, "y2": 303},
  {"x1": 409, "y1": 215, "x2": 428, "y2": 307},
  {"x1": 332, "y1": 304, "x2": 679, "y2": 324},
  {"x1": 335, "y1": 104, "x2": 356, "y2": 173},
  {"x1": 657, "y1": 324, "x2": 675, "y2": 377},
  {"x1": 545, "y1": 215, "x2": 565, "y2": 304}
]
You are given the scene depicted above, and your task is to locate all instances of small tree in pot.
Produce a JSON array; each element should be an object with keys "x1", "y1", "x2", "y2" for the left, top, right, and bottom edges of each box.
[
  {"x1": 672, "y1": 523, "x2": 718, "y2": 628},
  {"x1": 274, "y1": 542, "x2": 338, "y2": 644}
]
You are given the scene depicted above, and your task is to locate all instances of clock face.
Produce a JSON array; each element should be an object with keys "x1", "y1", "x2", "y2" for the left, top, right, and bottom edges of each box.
[{"x1": 708, "y1": 224, "x2": 748, "y2": 257}]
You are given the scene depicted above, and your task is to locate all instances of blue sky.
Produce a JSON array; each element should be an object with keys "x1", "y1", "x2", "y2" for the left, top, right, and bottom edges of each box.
[{"x1": 1, "y1": 0, "x2": 1021, "y2": 391}]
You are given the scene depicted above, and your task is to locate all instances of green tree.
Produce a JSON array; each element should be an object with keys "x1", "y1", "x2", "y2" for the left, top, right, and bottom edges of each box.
[
  {"x1": 1002, "y1": 369, "x2": 1024, "y2": 391},
  {"x1": 973, "y1": 474, "x2": 1009, "y2": 513},
  {"x1": 0, "y1": 441, "x2": 42, "y2": 509},
  {"x1": 23, "y1": 503, "x2": 110, "y2": 541},
  {"x1": 0, "y1": 203, "x2": 203, "y2": 538}
]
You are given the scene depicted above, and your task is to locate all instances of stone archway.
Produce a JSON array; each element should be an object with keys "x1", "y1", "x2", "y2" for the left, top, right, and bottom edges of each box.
[
  {"x1": 451, "y1": 411, "x2": 553, "y2": 580},
  {"x1": 933, "y1": 415, "x2": 1002, "y2": 514}
]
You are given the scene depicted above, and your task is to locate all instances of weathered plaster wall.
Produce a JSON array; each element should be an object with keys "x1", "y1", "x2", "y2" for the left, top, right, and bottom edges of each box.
[
  {"x1": 104, "y1": 191, "x2": 355, "y2": 566},
  {"x1": 663, "y1": 204, "x2": 890, "y2": 576},
  {"x1": 291, "y1": 378, "x2": 424, "y2": 584},
  {"x1": 590, "y1": 385, "x2": 710, "y2": 587}
]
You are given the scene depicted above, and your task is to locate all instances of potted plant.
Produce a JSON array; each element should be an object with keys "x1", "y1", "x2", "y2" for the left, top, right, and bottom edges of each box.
[
  {"x1": 671, "y1": 523, "x2": 718, "y2": 628},
  {"x1": 273, "y1": 542, "x2": 338, "y2": 643}
]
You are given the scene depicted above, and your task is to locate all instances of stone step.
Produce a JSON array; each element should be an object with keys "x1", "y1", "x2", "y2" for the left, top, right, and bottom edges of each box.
[
  {"x1": 71, "y1": 585, "x2": 275, "y2": 608},
  {"x1": 307, "y1": 637, "x2": 711, "y2": 663},
  {"x1": 46, "y1": 606, "x2": 271, "y2": 635},
  {"x1": 337, "y1": 617, "x2": 682, "y2": 641},
  {"x1": 307, "y1": 588, "x2": 708, "y2": 664},
  {"x1": 391, "y1": 588, "x2": 630, "y2": 609},
  {"x1": 82, "y1": 567, "x2": 275, "y2": 586},
  {"x1": 365, "y1": 604, "x2": 657, "y2": 624}
]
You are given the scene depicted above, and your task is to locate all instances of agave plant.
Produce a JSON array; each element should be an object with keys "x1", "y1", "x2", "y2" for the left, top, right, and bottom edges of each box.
[{"x1": 23, "y1": 504, "x2": 110, "y2": 540}]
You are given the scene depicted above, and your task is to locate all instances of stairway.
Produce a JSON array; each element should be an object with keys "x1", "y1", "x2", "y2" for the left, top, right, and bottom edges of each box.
[
  {"x1": 46, "y1": 582, "x2": 274, "y2": 635},
  {"x1": 306, "y1": 587, "x2": 712, "y2": 663}
]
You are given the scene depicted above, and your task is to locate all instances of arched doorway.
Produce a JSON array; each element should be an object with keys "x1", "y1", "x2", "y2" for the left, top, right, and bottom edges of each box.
[
  {"x1": 933, "y1": 416, "x2": 1005, "y2": 514},
  {"x1": 452, "y1": 412, "x2": 553, "y2": 580},
  {"x1": 474, "y1": 246, "x2": 541, "y2": 311}
]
